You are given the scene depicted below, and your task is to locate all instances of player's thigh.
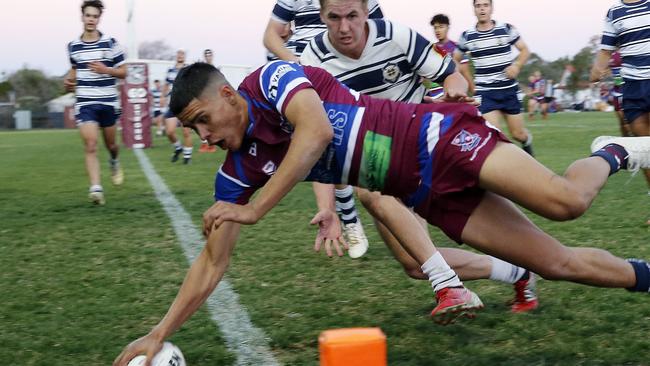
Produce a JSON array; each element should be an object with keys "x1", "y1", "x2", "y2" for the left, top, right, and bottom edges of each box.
[
  {"x1": 629, "y1": 113, "x2": 650, "y2": 136},
  {"x1": 165, "y1": 117, "x2": 178, "y2": 131},
  {"x1": 482, "y1": 110, "x2": 503, "y2": 129},
  {"x1": 461, "y1": 191, "x2": 573, "y2": 277},
  {"x1": 478, "y1": 141, "x2": 577, "y2": 219},
  {"x1": 101, "y1": 124, "x2": 118, "y2": 146},
  {"x1": 78, "y1": 122, "x2": 99, "y2": 145},
  {"x1": 504, "y1": 113, "x2": 526, "y2": 134}
]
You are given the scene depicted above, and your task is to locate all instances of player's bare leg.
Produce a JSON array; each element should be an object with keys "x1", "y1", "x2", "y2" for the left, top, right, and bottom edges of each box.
[
  {"x1": 101, "y1": 124, "x2": 123, "y2": 185},
  {"x1": 468, "y1": 140, "x2": 650, "y2": 291},
  {"x1": 79, "y1": 123, "x2": 104, "y2": 204},
  {"x1": 165, "y1": 117, "x2": 183, "y2": 163},
  {"x1": 504, "y1": 113, "x2": 534, "y2": 156},
  {"x1": 628, "y1": 113, "x2": 650, "y2": 191},
  {"x1": 461, "y1": 192, "x2": 637, "y2": 288},
  {"x1": 361, "y1": 191, "x2": 536, "y2": 311},
  {"x1": 181, "y1": 127, "x2": 194, "y2": 164},
  {"x1": 353, "y1": 191, "x2": 483, "y2": 323}
]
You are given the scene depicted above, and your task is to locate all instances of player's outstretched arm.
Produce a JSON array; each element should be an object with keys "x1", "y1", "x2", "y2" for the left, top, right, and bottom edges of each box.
[
  {"x1": 112, "y1": 222, "x2": 241, "y2": 366},
  {"x1": 590, "y1": 49, "x2": 613, "y2": 82},
  {"x1": 263, "y1": 19, "x2": 300, "y2": 63}
]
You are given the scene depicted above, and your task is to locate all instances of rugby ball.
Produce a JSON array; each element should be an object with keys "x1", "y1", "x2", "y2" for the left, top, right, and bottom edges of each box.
[{"x1": 127, "y1": 342, "x2": 186, "y2": 366}]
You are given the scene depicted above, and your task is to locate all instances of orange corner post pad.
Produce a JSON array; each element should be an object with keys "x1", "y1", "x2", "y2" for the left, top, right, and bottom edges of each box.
[{"x1": 319, "y1": 327, "x2": 387, "y2": 366}]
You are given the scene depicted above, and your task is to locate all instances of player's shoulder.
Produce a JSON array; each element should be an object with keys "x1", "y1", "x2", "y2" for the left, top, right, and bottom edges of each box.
[{"x1": 302, "y1": 31, "x2": 332, "y2": 63}]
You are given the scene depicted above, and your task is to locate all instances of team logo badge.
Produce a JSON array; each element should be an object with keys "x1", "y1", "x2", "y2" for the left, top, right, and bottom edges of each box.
[
  {"x1": 382, "y1": 63, "x2": 401, "y2": 84},
  {"x1": 451, "y1": 129, "x2": 482, "y2": 152}
]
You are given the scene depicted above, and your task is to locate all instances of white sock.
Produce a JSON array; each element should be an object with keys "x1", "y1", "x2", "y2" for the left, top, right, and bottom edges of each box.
[
  {"x1": 89, "y1": 184, "x2": 103, "y2": 192},
  {"x1": 183, "y1": 146, "x2": 193, "y2": 158},
  {"x1": 173, "y1": 141, "x2": 182, "y2": 149},
  {"x1": 421, "y1": 252, "x2": 463, "y2": 292},
  {"x1": 489, "y1": 256, "x2": 526, "y2": 284}
]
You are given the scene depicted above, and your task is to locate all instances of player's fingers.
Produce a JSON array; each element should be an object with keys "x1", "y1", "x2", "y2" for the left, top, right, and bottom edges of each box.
[
  {"x1": 334, "y1": 240, "x2": 344, "y2": 257},
  {"x1": 314, "y1": 236, "x2": 323, "y2": 252},
  {"x1": 325, "y1": 239, "x2": 333, "y2": 257}
]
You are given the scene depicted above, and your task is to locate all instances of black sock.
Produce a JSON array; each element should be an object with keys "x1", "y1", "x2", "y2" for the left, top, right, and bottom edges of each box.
[
  {"x1": 626, "y1": 259, "x2": 650, "y2": 293},
  {"x1": 591, "y1": 144, "x2": 629, "y2": 176}
]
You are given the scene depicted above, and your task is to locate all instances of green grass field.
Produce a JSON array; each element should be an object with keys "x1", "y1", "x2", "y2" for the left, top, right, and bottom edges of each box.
[{"x1": 0, "y1": 112, "x2": 648, "y2": 365}]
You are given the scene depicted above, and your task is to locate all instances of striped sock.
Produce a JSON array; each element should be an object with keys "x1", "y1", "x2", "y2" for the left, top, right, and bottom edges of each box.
[
  {"x1": 489, "y1": 256, "x2": 527, "y2": 284},
  {"x1": 421, "y1": 252, "x2": 463, "y2": 292},
  {"x1": 335, "y1": 186, "x2": 358, "y2": 225},
  {"x1": 183, "y1": 146, "x2": 193, "y2": 159}
]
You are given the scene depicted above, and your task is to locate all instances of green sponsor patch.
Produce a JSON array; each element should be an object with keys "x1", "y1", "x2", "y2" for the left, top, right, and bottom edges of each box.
[{"x1": 359, "y1": 131, "x2": 392, "y2": 191}]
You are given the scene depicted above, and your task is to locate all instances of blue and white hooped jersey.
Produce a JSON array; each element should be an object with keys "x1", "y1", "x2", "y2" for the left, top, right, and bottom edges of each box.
[
  {"x1": 165, "y1": 65, "x2": 185, "y2": 97},
  {"x1": 271, "y1": 0, "x2": 383, "y2": 57},
  {"x1": 456, "y1": 21, "x2": 521, "y2": 92},
  {"x1": 300, "y1": 19, "x2": 456, "y2": 103},
  {"x1": 600, "y1": 0, "x2": 650, "y2": 80},
  {"x1": 68, "y1": 32, "x2": 125, "y2": 110},
  {"x1": 151, "y1": 87, "x2": 162, "y2": 111}
]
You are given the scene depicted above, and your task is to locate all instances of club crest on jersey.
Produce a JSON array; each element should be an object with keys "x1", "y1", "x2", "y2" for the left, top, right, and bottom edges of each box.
[
  {"x1": 382, "y1": 63, "x2": 401, "y2": 84},
  {"x1": 451, "y1": 129, "x2": 481, "y2": 152}
]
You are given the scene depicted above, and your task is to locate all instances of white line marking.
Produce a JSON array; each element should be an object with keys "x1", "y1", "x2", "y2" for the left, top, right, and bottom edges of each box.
[{"x1": 134, "y1": 149, "x2": 279, "y2": 366}]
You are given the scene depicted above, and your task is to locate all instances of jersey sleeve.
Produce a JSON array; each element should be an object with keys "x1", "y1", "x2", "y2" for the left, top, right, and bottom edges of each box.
[
  {"x1": 165, "y1": 68, "x2": 174, "y2": 85},
  {"x1": 110, "y1": 38, "x2": 126, "y2": 68},
  {"x1": 367, "y1": 0, "x2": 383, "y2": 19},
  {"x1": 259, "y1": 61, "x2": 313, "y2": 115},
  {"x1": 600, "y1": 10, "x2": 618, "y2": 51},
  {"x1": 456, "y1": 31, "x2": 469, "y2": 54},
  {"x1": 214, "y1": 153, "x2": 259, "y2": 204},
  {"x1": 67, "y1": 42, "x2": 77, "y2": 69},
  {"x1": 505, "y1": 23, "x2": 521, "y2": 45},
  {"x1": 390, "y1": 20, "x2": 456, "y2": 83},
  {"x1": 271, "y1": 0, "x2": 296, "y2": 24}
]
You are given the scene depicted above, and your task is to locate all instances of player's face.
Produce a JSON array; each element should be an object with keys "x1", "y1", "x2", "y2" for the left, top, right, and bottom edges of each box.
[
  {"x1": 81, "y1": 6, "x2": 101, "y2": 32},
  {"x1": 433, "y1": 23, "x2": 449, "y2": 42},
  {"x1": 178, "y1": 85, "x2": 247, "y2": 151},
  {"x1": 176, "y1": 51, "x2": 186, "y2": 64},
  {"x1": 474, "y1": 0, "x2": 493, "y2": 23},
  {"x1": 322, "y1": 0, "x2": 369, "y2": 58},
  {"x1": 204, "y1": 54, "x2": 213, "y2": 64}
]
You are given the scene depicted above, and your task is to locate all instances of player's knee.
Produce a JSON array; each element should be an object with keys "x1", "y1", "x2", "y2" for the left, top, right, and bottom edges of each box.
[
  {"x1": 512, "y1": 129, "x2": 528, "y2": 143},
  {"x1": 358, "y1": 191, "x2": 383, "y2": 215},
  {"x1": 551, "y1": 195, "x2": 589, "y2": 221},
  {"x1": 84, "y1": 140, "x2": 98, "y2": 154}
]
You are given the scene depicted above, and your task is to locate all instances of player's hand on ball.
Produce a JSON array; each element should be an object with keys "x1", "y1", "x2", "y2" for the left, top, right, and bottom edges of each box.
[
  {"x1": 202, "y1": 201, "x2": 260, "y2": 237},
  {"x1": 113, "y1": 334, "x2": 163, "y2": 366},
  {"x1": 310, "y1": 209, "x2": 348, "y2": 257}
]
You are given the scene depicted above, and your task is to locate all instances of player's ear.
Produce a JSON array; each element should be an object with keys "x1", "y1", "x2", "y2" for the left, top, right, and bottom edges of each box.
[{"x1": 220, "y1": 85, "x2": 237, "y2": 105}]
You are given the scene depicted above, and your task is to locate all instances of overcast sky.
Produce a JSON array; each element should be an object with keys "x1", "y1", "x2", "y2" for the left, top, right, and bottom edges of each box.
[{"x1": 0, "y1": 0, "x2": 617, "y2": 77}]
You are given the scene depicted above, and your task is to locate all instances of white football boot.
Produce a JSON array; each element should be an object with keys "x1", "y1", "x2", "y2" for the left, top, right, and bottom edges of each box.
[{"x1": 344, "y1": 221, "x2": 369, "y2": 259}]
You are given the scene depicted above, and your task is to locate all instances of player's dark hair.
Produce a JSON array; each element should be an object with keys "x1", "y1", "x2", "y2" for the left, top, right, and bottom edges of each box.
[
  {"x1": 319, "y1": 0, "x2": 368, "y2": 10},
  {"x1": 81, "y1": 0, "x2": 104, "y2": 14},
  {"x1": 169, "y1": 63, "x2": 228, "y2": 118},
  {"x1": 430, "y1": 14, "x2": 450, "y2": 26}
]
